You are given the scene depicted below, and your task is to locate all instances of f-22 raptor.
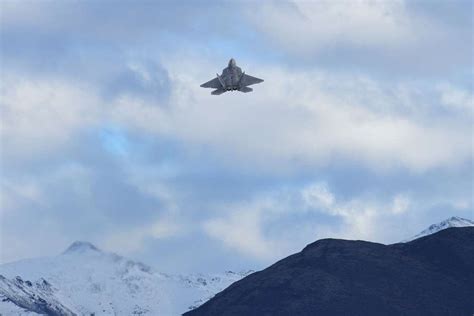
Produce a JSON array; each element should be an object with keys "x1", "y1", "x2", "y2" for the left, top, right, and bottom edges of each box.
[{"x1": 200, "y1": 58, "x2": 264, "y2": 95}]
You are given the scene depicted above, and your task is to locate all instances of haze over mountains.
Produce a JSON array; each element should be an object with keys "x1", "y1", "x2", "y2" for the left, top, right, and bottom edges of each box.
[{"x1": 0, "y1": 217, "x2": 472, "y2": 315}]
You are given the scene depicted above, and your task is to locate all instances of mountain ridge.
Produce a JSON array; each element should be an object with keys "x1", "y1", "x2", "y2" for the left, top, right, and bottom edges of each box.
[{"x1": 186, "y1": 227, "x2": 474, "y2": 316}]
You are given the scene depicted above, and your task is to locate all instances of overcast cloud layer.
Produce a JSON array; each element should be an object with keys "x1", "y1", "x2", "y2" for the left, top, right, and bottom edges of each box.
[{"x1": 1, "y1": 0, "x2": 473, "y2": 273}]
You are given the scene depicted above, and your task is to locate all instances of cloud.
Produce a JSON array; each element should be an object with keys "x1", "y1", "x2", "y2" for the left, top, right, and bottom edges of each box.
[
  {"x1": 201, "y1": 180, "x2": 471, "y2": 261},
  {"x1": 103, "y1": 60, "x2": 171, "y2": 103},
  {"x1": 103, "y1": 214, "x2": 186, "y2": 254},
  {"x1": 244, "y1": 0, "x2": 472, "y2": 75},
  {"x1": 203, "y1": 204, "x2": 276, "y2": 260},
  {"x1": 1, "y1": 1, "x2": 470, "y2": 174},
  {"x1": 438, "y1": 83, "x2": 474, "y2": 113},
  {"x1": 391, "y1": 194, "x2": 410, "y2": 215},
  {"x1": 1, "y1": 1, "x2": 472, "y2": 272},
  {"x1": 248, "y1": 1, "x2": 415, "y2": 52},
  {"x1": 112, "y1": 63, "x2": 472, "y2": 173},
  {"x1": 198, "y1": 183, "x2": 362, "y2": 260},
  {"x1": 302, "y1": 182, "x2": 335, "y2": 209},
  {"x1": 1, "y1": 51, "x2": 471, "y2": 268},
  {"x1": 0, "y1": 75, "x2": 102, "y2": 160}
]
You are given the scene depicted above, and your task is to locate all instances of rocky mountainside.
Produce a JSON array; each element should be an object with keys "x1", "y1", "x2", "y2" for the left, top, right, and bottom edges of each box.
[
  {"x1": 0, "y1": 275, "x2": 75, "y2": 316},
  {"x1": 0, "y1": 241, "x2": 252, "y2": 315},
  {"x1": 185, "y1": 227, "x2": 474, "y2": 316}
]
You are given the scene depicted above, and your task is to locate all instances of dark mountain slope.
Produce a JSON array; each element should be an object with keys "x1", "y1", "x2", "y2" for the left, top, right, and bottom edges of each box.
[{"x1": 185, "y1": 227, "x2": 474, "y2": 316}]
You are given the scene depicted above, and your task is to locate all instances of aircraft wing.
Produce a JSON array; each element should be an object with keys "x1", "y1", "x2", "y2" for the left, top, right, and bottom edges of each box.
[
  {"x1": 241, "y1": 73, "x2": 264, "y2": 86},
  {"x1": 200, "y1": 77, "x2": 222, "y2": 89}
]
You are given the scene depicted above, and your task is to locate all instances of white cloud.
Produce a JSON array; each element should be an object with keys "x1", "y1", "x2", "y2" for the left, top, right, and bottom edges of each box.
[
  {"x1": 2, "y1": 58, "x2": 470, "y2": 264},
  {"x1": 201, "y1": 182, "x2": 419, "y2": 261},
  {"x1": 103, "y1": 215, "x2": 186, "y2": 254},
  {"x1": 0, "y1": 76, "x2": 102, "y2": 159},
  {"x1": 1, "y1": 181, "x2": 43, "y2": 213},
  {"x1": 1, "y1": 163, "x2": 92, "y2": 213},
  {"x1": 242, "y1": 0, "x2": 472, "y2": 78},
  {"x1": 203, "y1": 205, "x2": 277, "y2": 260},
  {"x1": 200, "y1": 179, "x2": 472, "y2": 262},
  {"x1": 438, "y1": 83, "x2": 474, "y2": 112},
  {"x1": 0, "y1": 162, "x2": 96, "y2": 262},
  {"x1": 302, "y1": 182, "x2": 335, "y2": 209},
  {"x1": 391, "y1": 194, "x2": 410, "y2": 215},
  {"x1": 1, "y1": 1, "x2": 471, "y2": 271},
  {"x1": 112, "y1": 61, "x2": 472, "y2": 173},
  {"x1": 245, "y1": 0, "x2": 419, "y2": 55},
  {"x1": 2, "y1": 53, "x2": 470, "y2": 174}
]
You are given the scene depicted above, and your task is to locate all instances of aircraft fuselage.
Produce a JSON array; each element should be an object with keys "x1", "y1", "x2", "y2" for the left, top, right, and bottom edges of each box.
[{"x1": 200, "y1": 58, "x2": 263, "y2": 95}]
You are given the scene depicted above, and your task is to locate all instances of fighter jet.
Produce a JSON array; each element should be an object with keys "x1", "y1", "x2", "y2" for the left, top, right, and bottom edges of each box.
[{"x1": 200, "y1": 58, "x2": 264, "y2": 95}]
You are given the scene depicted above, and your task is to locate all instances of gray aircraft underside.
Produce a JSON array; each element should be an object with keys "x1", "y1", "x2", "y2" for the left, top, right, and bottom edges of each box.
[{"x1": 200, "y1": 58, "x2": 264, "y2": 95}]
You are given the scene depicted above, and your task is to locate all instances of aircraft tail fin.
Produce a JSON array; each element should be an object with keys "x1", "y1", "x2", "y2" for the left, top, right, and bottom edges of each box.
[
  {"x1": 239, "y1": 86, "x2": 253, "y2": 93},
  {"x1": 238, "y1": 71, "x2": 246, "y2": 85},
  {"x1": 216, "y1": 74, "x2": 225, "y2": 88}
]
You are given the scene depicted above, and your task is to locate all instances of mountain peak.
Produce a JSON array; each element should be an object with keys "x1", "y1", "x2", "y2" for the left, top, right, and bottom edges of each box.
[
  {"x1": 425, "y1": 216, "x2": 473, "y2": 231},
  {"x1": 404, "y1": 216, "x2": 474, "y2": 242},
  {"x1": 63, "y1": 241, "x2": 101, "y2": 254}
]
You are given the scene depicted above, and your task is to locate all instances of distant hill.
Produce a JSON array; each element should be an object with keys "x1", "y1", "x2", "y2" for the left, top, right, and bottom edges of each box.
[{"x1": 185, "y1": 227, "x2": 474, "y2": 316}]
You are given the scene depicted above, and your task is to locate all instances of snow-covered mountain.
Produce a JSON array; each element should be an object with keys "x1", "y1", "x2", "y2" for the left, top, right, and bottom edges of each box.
[
  {"x1": 0, "y1": 241, "x2": 252, "y2": 315},
  {"x1": 3, "y1": 217, "x2": 471, "y2": 315},
  {"x1": 403, "y1": 216, "x2": 474, "y2": 242},
  {"x1": 0, "y1": 275, "x2": 76, "y2": 315}
]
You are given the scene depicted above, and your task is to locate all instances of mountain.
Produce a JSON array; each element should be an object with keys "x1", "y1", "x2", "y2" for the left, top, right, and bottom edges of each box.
[
  {"x1": 2, "y1": 218, "x2": 472, "y2": 315},
  {"x1": 0, "y1": 241, "x2": 252, "y2": 315},
  {"x1": 0, "y1": 276, "x2": 76, "y2": 316},
  {"x1": 403, "y1": 216, "x2": 474, "y2": 242},
  {"x1": 185, "y1": 227, "x2": 474, "y2": 316}
]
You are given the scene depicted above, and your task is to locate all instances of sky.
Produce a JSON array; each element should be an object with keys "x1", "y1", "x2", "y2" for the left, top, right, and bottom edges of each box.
[{"x1": 0, "y1": 0, "x2": 473, "y2": 273}]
